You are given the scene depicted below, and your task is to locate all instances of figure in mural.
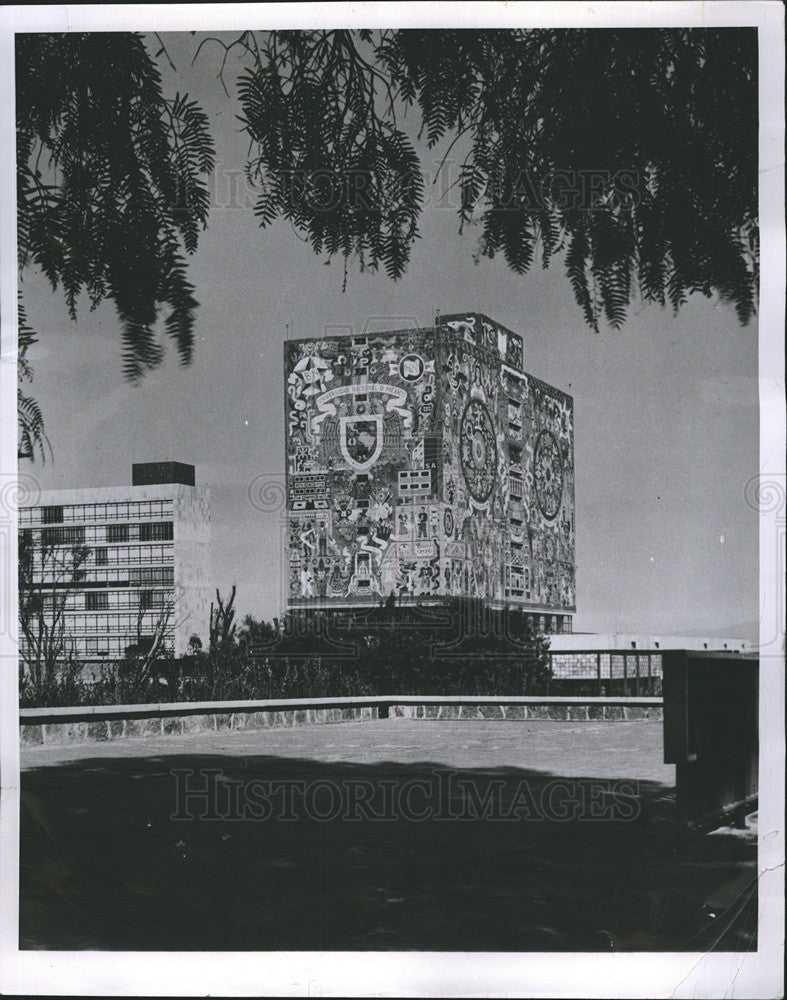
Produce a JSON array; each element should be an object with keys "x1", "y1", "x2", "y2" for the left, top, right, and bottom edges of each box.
[{"x1": 446, "y1": 316, "x2": 477, "y2": 343}]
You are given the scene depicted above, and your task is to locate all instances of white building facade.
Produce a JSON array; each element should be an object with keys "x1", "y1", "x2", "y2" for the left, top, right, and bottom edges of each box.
[{"x1": 18, "y1": 463, "x2": 211, "y2": 662}]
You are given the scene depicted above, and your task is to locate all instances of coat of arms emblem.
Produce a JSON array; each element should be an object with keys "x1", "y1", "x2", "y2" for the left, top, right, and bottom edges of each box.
[{"x1": 339, "y1": 414, "x2": 384, "y2": 472}]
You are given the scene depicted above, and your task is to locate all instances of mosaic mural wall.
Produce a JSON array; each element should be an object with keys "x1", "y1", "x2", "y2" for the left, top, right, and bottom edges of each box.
[
  {"x1": 436, "y1": 314, "x2": 575, "y2": 612},
  {"x1": 284, "y1": 314, "x2": 575, "y2": 614}
]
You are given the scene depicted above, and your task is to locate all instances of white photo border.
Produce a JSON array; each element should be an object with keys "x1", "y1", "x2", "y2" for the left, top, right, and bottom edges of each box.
[{"x1": 0, "y1": 3, "x2": 783, "y2": 997}]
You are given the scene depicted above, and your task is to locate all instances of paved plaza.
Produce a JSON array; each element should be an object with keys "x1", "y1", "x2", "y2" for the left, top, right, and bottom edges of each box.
[{"x1": 20, "y1": 718, "x2": 756, "y2": 951}]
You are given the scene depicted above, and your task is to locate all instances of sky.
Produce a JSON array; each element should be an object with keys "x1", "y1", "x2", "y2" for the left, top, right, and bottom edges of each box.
[{"x1": 18, "y1": 31, "x2": 760, "y2": 639}]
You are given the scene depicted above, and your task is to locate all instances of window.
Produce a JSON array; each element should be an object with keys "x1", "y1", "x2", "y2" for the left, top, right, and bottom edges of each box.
[
  {"x1": 42, "y1": 526, "x2": 85, "y2": 546},
  {"x1": 139, "y1": 521, "x2": 173, "y2": 542},
  {"x1": 139, "y1": 590, "x2": 166, "y2": 610},
  {"x1": 130, "y1": 566, "x2": 174, "y2": 586},
  {"x1": 86, "y1": 592, "x2": 109, "y2": 610},
  {"x1": 42, "y1": 506, "x2": 63, "y2": 524},
  {"x1": 94, "y1": 547, "x2": 108, "y2": 565},
  {"x1": 107, "y1": 524, "x2": 129, "y2": 543}
]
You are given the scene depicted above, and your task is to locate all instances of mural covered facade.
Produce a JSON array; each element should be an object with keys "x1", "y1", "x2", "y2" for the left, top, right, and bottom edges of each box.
[{"x1": 284, "y1": 313, "x2": 575, "y2": 624}]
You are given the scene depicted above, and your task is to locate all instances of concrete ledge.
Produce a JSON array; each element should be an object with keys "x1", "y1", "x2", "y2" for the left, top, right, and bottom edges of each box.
[
  {"x1": 389, "y1": 704, "x2": 663, "y2": 722},
  {"x1": 20, "y1": 693, "x2": 662, "y2": 724},
  {"x1": 20, "y1": 696, "x2": 662, "y2": 747}
]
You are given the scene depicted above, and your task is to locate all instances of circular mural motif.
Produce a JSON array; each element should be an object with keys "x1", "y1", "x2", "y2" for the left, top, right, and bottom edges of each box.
[
  {"x1": 399, "y1": 354, "x2": 425, "y2": 381},
  {"x1": 460, "y1": 398, "x2": 497, "y2": 504},
  {"x1": 534, "y1": 429, "x2": 564, "y2": 520}
]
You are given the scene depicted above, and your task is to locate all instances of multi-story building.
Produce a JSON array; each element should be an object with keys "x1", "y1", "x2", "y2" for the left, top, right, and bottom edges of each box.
[
  {"x1": 284, "y1": 313, "x2": 575, "y2": 631},
  {"x1": 18, "y1": 462, "x2": 211, "y2": 662}
]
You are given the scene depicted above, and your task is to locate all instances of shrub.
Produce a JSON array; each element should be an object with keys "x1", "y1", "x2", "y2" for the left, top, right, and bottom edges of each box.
[{"x1": 19, "y1": 600, "x2": 553, "y2": 707}]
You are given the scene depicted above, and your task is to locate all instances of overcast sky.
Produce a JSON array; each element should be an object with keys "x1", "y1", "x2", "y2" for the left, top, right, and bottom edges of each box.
[{"x1": 19, "y1": 31, "x2": 759, "y2": 639}]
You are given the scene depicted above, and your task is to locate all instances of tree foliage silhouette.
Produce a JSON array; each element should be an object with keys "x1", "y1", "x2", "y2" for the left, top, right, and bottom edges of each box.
[
  {"x1": 16, "y1": 29, "x2": 757, "y2": 459},
  {"x1": 16, "y1": 32, "x2": 215, "y2": 385},
  {"x1": 230, "y1": 28, "x2": 757, "y2": 328},
  {"x1": 17, "y1": 296, "x2": 49, "y2": 462}
]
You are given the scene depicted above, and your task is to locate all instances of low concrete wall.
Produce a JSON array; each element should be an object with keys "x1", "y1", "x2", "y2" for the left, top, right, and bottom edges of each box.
[
  {"x1": 20, "y1": 695, "x2": 663, "y2": 747},
  {"x1": 391, "y1": 703, "x2": 663, "y2": 722},
  {"x1": 21, "y1": 705, "x2": 379, "y2": 747}
]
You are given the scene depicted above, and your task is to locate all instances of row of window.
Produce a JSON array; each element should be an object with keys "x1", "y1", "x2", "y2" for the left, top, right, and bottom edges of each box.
[
  {"x1": 33, "y1": 589, "x2": 172, "y2": 611},
  {"x1": 56, "y1": 613, "x2": 176, "y2": 631},
  {"x1": 25, "y1": 521, "x2": 174, "y2": 547},
  {"x1": 131, "y1": 566, "x2": 175, "y2": 586},
  {"x1": 28, "y1": 544, "x2": 174, "y2": 568},
  {"x1": 28, "y1": 566, "x2": 175, "y2": 587},
  {"x1": 551, "y1": 653, "x2": 661, "y2": 679},
  {"x1": 484, "y1": 604, "x2": 571, "y2": 634},
  {"x1": 541, "y1": 614, "x2": 571, "y2": 634},
  {"x1": 107, "y1": 522, "x2": 173, "y2": 542},
  {"x1": 85, "y1": 590, "x2": 170, "y2": 611},
  {"x1": 20, "y1": 501, "x2": 174, "y2": 525},
  {"x1": 92, "y1": 544, "x2": 173, "y2": 566}
]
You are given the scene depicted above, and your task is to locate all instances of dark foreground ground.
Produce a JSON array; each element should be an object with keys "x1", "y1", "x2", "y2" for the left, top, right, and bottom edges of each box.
[{"x1": 20, "y1": 718, "x2": 757, "y2": 951}]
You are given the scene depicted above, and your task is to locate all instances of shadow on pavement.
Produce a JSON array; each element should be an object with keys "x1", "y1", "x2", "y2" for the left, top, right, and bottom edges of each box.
[{"x1": 20, "y1": 750, "x2": 757, "y2": 951}]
